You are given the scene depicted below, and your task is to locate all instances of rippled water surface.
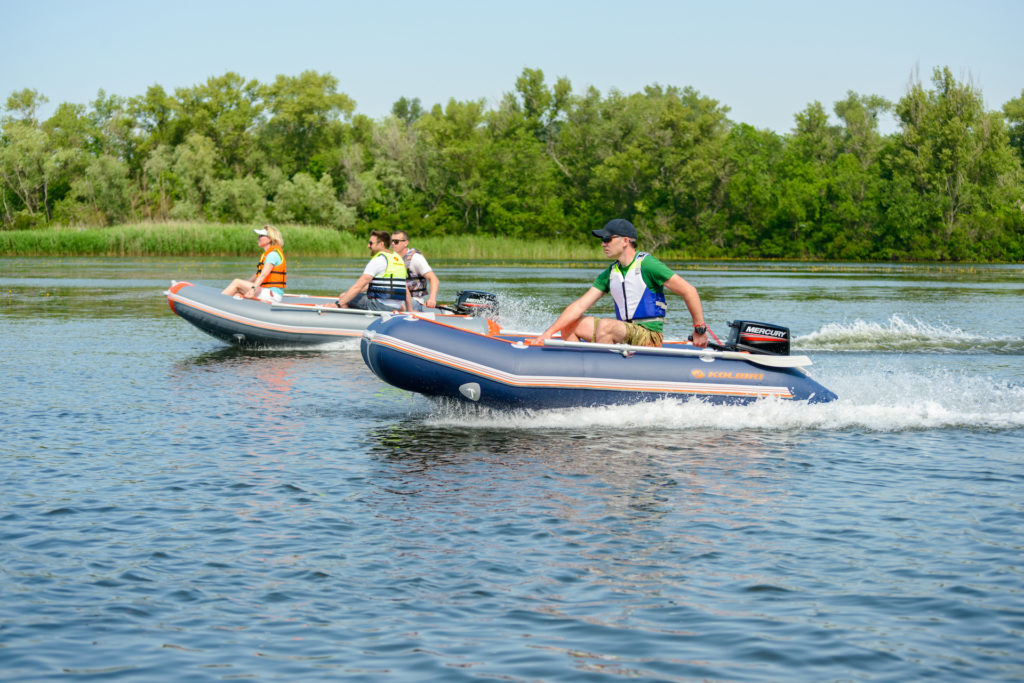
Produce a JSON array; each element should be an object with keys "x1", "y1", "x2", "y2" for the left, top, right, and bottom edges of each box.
[{"x1": 2, "y1": 257, "x2": 1023, "y2": 681}]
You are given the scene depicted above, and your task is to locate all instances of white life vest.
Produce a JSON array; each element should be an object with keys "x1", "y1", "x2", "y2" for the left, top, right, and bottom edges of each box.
[{"x1": 609, "y1": 253, "x2": 667, "y2": 322}]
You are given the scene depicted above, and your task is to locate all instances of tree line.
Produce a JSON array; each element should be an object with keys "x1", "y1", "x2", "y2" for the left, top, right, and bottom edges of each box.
[{"x1": 2, "y1": 66, "x2": 1023, "y2": 261}]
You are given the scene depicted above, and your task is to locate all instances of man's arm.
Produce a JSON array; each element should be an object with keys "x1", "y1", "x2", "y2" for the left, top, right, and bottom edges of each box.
[
  {"x1": 663, "y1": 274, "x2": 708, "y2": 347},
  {"x1": 537, "y1": 287, "x2": 604, "y2": 342},
  {"x1": 337, "y1": 274, "x2": 373, "y2": 307},
  {"x1": 423, "y1": 270, "x2": 440, "y2": 308}
]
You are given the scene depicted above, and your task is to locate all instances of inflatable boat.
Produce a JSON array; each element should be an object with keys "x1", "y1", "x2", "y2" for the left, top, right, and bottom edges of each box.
[
  {"x1": 166, "y1": 281, "x2": 495, "y2": 348},
  {"x1": 361, "y1": 314, "x2": 838, "y2": 409}
]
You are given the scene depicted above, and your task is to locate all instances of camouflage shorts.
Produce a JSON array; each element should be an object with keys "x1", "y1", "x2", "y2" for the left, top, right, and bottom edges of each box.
[{"x1": 622, "y1": 322, "x2": 663, "y2": 347}]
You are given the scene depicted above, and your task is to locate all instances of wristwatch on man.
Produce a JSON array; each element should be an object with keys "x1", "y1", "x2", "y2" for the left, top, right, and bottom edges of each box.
[{"x1": 693, "y1": 324, "x2": 707, "y2": 336}]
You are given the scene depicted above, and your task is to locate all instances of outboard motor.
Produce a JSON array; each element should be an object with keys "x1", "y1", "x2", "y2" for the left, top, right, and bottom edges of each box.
[
  {"x1": 453, "y1": 290, "x2": 499, "y2": 319},
  {"x1": 727, "y1": 320, "x2": 791, "y2": 356}
]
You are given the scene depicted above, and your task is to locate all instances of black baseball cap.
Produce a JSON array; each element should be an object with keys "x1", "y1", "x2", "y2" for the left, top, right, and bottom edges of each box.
[{"x1": 592, "y1": 218, "x2": 637, "y2": 240}]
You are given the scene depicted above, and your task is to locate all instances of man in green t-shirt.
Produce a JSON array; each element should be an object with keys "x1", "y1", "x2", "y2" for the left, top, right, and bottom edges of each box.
[{"x1": 536, "y1": 219, "x2": 709, "y2": 348}]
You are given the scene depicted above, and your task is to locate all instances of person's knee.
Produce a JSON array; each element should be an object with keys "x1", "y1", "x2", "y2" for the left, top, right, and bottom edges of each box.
[
  {"x1": 570, "y1": 317, "x2": 594, "y2": 342},
  {"x1": 596, "y1": 319, "x2": 627, "y2": 344}
]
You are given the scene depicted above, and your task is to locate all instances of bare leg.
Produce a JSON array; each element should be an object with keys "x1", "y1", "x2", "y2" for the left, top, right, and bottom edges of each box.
[
  {"x1": 578, "y1": 318, "x2": 629, "y2": 344},
  {"x1": 558, "y1": 316, "x2": 588, "y2": 342},
  {"x1": 222, "y1": 279, "x2": 257, "y2": 298},
  {"x1": 563, "y1": 316, "x2": 621, "y2": 343}
]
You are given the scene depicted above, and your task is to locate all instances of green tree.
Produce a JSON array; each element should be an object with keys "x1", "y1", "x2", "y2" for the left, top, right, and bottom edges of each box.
[
  {"x1": 1, "y1": 90, "x2": 62, "y2": 226},
  {"x1": 833, "y1": 91, "x2": 890, "y2": 166},
  {"x1": 543, "y1": 85, "x2": 607, "y2": 229},
  {"x1": 260, "y1": 71, "x2": 355, "y2": 175},
  {"x1": 644, "y1": 85, "x2": 731, "y2": 251},
  {"x1": 412, "y1": 98, "x2": 489, "y2": 231},
  {"x1": 2, "y1": 68, "x2": 1020, "y2": 260},
  {"x1": 718, "y1": 124, "x2": 785, "y2": 257},
  {"x1": 270, "y1": 171, "x2": 355, "y2": 227},
  {"x1": 35, "y1": 102, "x2": 95, "y2": 219},
  {"x1": 1003, "y1": 89, "x2": 1024, "y2": 163},
  {"x1": 169, "y1": 133, "x2": 217, "y2": 219},
  {"x1": 4, "y1": 88, "x2": 47, "y2": 123},
  {"x1": 43, "y1": 102, "x2": 95, "y2": 152},
  {"x1": 770, "y1": 101, "x2": 841, "y2": 258},
  {"x1": 550, "y1": 84, "x2": 731, "y2": 247},
  {"x1": 886, "y1": 67, "x2": 1021, "y2": 259},
  {"x1": 0, "y1": 120, "x2": 66, "y2": 225},
  {"x1": 129, "y1": 85, "x2": 179, "y2": 151},
  {"x1": 473, "y1": 69, "x2": 572, "y2": 237},
  {"x1": 510, "y1": 67, "x2": 571, "y2": 140},
  {"x1": 828, "y1": 92, "x2": 891, "y2": 258},
  {"x1": 392, "y1": 96, "x2": 423, "y2": 124},
  {"x1": 171, "y1": 73, "x2": 265, "y2": 176},
  {"x1": 141, "y1": 144, "x2": 174, "y2": 219},
  {"x1": 58, "y1": 154, "x2": 132, "y2": 225},
  {"x1": 206, "y1": 176, "x2": 267, "y2": 224},
  {"x1": 87, "y1": 90, "x2": 139, "y2": 165},
  {"x1": 371, "y1": 117, "x2": 419, "y2": 214}
]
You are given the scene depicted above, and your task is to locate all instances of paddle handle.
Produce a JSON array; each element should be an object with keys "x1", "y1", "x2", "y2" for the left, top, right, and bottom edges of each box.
[{"x1": 541, "y1": 338, "x2": 812, "y2": 369}]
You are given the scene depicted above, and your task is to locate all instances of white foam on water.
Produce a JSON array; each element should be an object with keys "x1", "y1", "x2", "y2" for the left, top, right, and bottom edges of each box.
[
  {"x1": 244, "y1": 338, "x2": 362, "y2": 352},
  {"x1": 488, "y1": 291, "x2": 551, "y2": 332},
  {"x1": 796, "y1": 315, "x2": 1024, "y2": 354},
  {"x1": 311, "y1": 338, "x2": 363, "y2": 352},
  {"x1": 422, "y1": 365, "x2": 1024, "y2": 434}
]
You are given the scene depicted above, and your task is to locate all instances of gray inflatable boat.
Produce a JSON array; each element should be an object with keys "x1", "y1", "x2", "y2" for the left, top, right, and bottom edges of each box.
[{"x1": 166, "y1": 281, "x2": 494, "y2": 348}]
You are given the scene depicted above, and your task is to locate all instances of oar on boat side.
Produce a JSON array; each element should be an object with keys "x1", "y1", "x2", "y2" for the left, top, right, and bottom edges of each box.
[{"x1": 539, "y1": 339, "x2": 813, "y2": 369}]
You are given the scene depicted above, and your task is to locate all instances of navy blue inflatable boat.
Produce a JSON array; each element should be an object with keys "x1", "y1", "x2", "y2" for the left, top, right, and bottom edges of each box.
[{"x1": 361, "y1": 314, "x2": 837, "y2": 409}]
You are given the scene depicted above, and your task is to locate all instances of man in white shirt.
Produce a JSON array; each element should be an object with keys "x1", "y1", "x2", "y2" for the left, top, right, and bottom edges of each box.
[{"x1": 391, "y1": 230, "x2": 440, "y2": 311}]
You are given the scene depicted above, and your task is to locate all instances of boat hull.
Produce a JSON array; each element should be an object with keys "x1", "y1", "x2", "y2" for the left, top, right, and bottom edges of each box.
[
  {"x1": 166, "y1": 282, "x2": 490, "y2": 348},
  {"x1": 361, "y1": 314, "x2": 838, "y2": 409}
]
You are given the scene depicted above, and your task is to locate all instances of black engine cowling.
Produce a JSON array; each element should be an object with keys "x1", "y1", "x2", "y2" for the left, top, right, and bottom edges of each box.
[
  {"x1": 453, "y1": 290, "x2": 499, "y2": 318},
  {"x1": 726, "y1": 320, "x2": 791, "y2": 355}
]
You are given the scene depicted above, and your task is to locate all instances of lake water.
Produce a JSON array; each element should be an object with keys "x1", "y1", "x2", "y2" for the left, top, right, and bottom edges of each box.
[{"x1": 2, "y1": 256, "x2": 1023, "y2": 681}]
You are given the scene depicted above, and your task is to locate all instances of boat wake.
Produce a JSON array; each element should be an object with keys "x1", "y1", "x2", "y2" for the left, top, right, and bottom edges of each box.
[
  {"x1": 486, "y1": 291, "x2": 550, "y2": 332},
  {"x1": 420, "y1": 364, "x2": 1024, "y2": 433},
  {"x1": 795, "y1": 315, "x2": 1024, "y2": 354}
]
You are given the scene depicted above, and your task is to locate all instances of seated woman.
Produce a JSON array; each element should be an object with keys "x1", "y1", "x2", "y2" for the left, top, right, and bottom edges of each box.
[{"x1": 222, "y1": 225, "x2": 287, "y2": 302}]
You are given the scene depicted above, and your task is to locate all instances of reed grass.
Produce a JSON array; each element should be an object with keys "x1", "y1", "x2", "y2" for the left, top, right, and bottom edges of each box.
[
  {"x1": 1, "y1": 224, "x2": 1003, "y2": 274},
  {"x1": 0, "y1": 222, "x2": 350, "y2": 257},
  {"x1": 0, "y1": 222, "x2": 612, "y2": 261}
]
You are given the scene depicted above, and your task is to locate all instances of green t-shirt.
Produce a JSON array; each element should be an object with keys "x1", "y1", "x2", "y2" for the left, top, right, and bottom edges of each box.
[{"x1": 592, "y1": 253, "x2": 676, "y2": 332}]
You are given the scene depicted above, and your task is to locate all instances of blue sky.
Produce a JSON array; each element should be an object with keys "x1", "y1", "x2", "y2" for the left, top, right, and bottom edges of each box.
[{"x1": 4, "y1": 0, "x2": 1022, "y2": 134}]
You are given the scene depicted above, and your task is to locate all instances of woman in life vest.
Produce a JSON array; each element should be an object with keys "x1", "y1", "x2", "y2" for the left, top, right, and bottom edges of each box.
[{"x1": 222, "y1": 225, "x2": 287, "y2": 303}]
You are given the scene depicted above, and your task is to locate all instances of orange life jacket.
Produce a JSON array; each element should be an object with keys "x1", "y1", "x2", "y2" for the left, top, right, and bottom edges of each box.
[{"x1": 256, "y1": 247, "x2": 287, "y2": 289}]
